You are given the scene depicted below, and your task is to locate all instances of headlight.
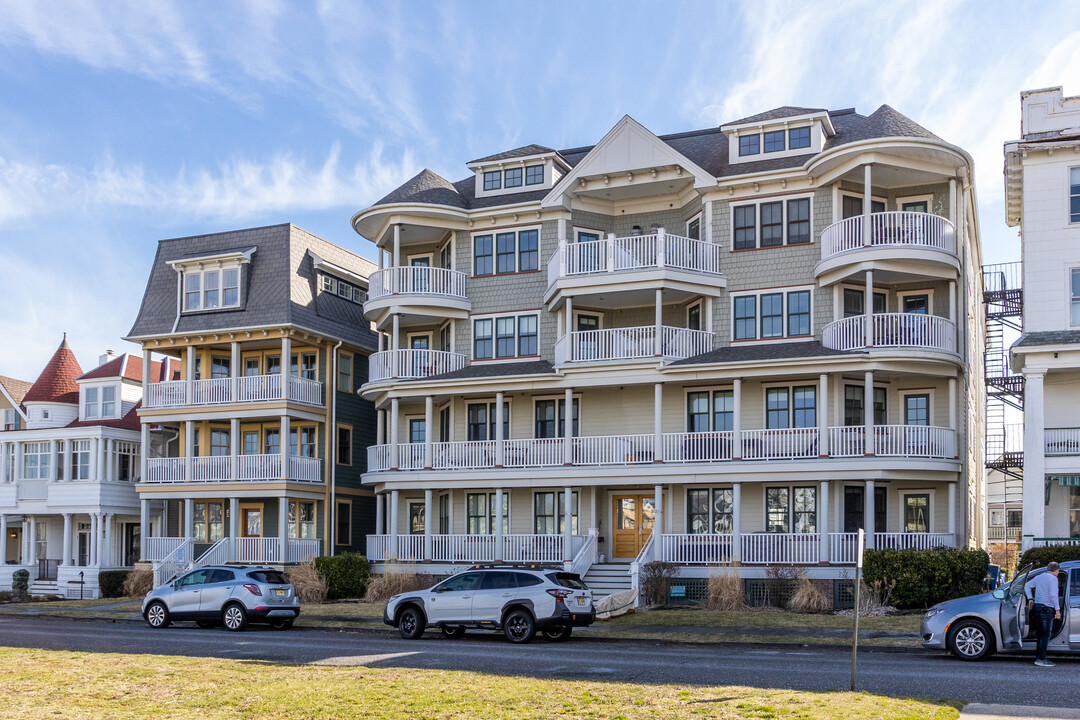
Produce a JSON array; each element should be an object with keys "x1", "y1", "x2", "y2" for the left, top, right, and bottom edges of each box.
[{"x1": 924, "y1": 608, "x2": 946, "y2": 620}]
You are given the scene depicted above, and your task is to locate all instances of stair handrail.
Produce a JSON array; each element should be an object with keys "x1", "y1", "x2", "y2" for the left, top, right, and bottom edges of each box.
[
  {"x1": 152, "y1": 538, "x2": 193, "y2": 588},
  {"x1": 628, "y1": 535, "x2": 655, "y2": 607},
  {"x1": 192, "y1": 536, "x2": 234, "y2": 570},
  {"x1": 567, "y1": 528, "x2": 599, "y2": 576}
]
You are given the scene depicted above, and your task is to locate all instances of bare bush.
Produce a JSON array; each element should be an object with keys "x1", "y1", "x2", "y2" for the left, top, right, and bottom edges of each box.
[
  {"x1": 788, "y1": 575, "x2": 831, "y2": 613},
  {"x1": 122, "y1": 568, "x2": 153, "y2": 598},
  {"x1": 858, "y1": 579, "x2": 896, "y2": 614},
  {"x1": 287, "y1": 560, "x2": 328, "y2": 604},
  {"x1": 363, "y1": 564, "x2": 434, "y2": 603},
  {"x1": 641, "y1": 560, "x2": 679, "y2": 607},
  {"x1": 763, "y1": 564, "x2": 801, "y2": 607},
  {"x1": 707, "y1": 566, "x2": 746, "y2": 611}
]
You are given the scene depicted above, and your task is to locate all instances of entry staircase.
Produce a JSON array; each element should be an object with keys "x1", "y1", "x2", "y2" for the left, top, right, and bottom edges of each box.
[{"x1": 583, "y1": 564, "x2": 635, "y2": 599}]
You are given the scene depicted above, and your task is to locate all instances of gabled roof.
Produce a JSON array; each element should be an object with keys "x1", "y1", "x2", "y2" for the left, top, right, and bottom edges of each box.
[
  {"x1": 24, "y1": 336, "x2": 83, "y2": 405},
  {"x1": 1013, "y1": 330, "x2": 1080, "y2": 348},
  {"x1": 77, "y1": 354, "x2": 177, "y2": 383},
  {"x1": 65, "y1": 402, "x2": 142, "y2": 432},
  {"x1": 0, "y1": 375, "x2": 33, "y2": 408},
  {"x1": 725, "y1": 106, "x2": 828, "y2": 126},
  {"x1": 470, "y1": 144, "x2": 555, "y2": 164}
]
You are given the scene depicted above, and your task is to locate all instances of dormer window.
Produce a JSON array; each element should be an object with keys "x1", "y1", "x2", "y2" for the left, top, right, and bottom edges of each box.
[
  {"x1": 789, "y1": 127, "x2": 811, "y2": 149},
  {"x1": 483, "y1": 171, "x2": 501, "y2": 191},
  {"x1": 320, "y1": 273, "x2": 367, "y2": 305},
  {"x1": 525, "y1": 165, "x2": 544, "y2": 185},
  {"x1": 84, "y1": 385, "x2": 117, "y2": 420},
  {"x1": 504, "y1": 167, "x2": 523, "y2": 188},
  {"x1": 739, "y1": 135, "x2": 759, "y2": 157},
  {"x1": 2, "y1": 409, "x2": 19, "y2": 431},
  {"x1": 763, "y1": 130, "x2": 785, "y2": 153},
  {"x1": 184, "y1": 267, "x2": 240, "y2": 311}
]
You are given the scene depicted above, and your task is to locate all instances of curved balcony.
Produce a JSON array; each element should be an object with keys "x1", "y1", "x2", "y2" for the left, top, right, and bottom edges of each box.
[
  {"x1": 554, "y1": 325, "x2": 714, "y2": 364},
  {"x1": 816, "y1": 212, "x2": 957, "y2": 281},
  {"x1": 368, "y1": 349, "x2": 468, "y2": 383},
  {"x1": 363, "y1": 267, "x2": 471, "y2": 325},
  {"x1": 822, "y1": 313, "x2": 956, "y2": 353}
]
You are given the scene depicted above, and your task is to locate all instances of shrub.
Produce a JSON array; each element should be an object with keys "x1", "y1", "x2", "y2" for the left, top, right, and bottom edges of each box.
[
  {"x1": 862, "y1": 547, "x2": 989, "y2": 609},
  {"x1": 98, "y1": 570, "x2": 130, "y2": 598},
  {"x1": 763, "y1": 564, "x2": 801, "y2": 608},
  {"x1": 314, "y1": 552, "x2": 370, "y2": 600},
  {"x1": 363, "y1": 564, "x2": 434, "y2": 603},
  {"x1": 0, "y1": 591, "x2": 13, "y2": 603},
  {"x1": 641, "y1": 560, "x2": 679, "y2": 607},
  {"x1": 123, "y1": 568, "x2": 153, "y2": 598},
  {"x1": 11, "y1": 569, "x2": 29, "y2": 601},
  {"x1": 1018, "y1": 544, "x2": 1080, "y2": 570},
  {"x1": 788, "y1": 575, "x2": 831, "y2": 613},
  {"x1": 287, "y1": 560, "x2": 328, "y2": 604},
  {"x1": 707, "y1": 566, "x2": 747, "y2": 611}
]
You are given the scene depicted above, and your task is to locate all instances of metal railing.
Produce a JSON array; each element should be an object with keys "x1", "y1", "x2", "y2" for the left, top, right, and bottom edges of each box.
[{"x1": 820, "y1": 211, "x2": 955, "y2": 259}]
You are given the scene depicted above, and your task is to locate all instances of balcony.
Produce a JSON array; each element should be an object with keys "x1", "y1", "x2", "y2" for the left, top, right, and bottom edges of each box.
[
  {"x1": 366, "y1": 425, "x2": 957, "y2": 472},
  {"x1": 822, "y1": 313, "x2": 956, "y2": 353},
  {"x1": 1046, "y1": 428, "x2": 1080, "y2": 456},
  {"x1": 554, "y1": 325, "x2": 714, "y2": 364},
  {"x1": 364, "y1": 267, "x2": 471, "y2": 325},
  {"x1": 367, "y1": 349, "x2": 468, "y2": 383},
  {"x1": 820, "y1": 211, "x2": 956, "y2": 261},
  {"x1": 143, "y1": 374, "x2": 324, "y2": 409},
  {"x1": 144, "y1": 454, "x2": 323, "y2": 484}
]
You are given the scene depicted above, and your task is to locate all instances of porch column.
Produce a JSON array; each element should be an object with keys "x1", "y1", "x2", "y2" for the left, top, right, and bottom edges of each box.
[
  {"x1": 50, "y1": 440, "x2": 59, "y2": 482},
  {"x1": 864, "y1": 370, "x2": 875, "y2": 456},
  {"x1": 494, "y1": 488, "x2": 504, "y2": 561},
  {"x1": 864, "y1": 269, "x2": 874, "y2": 347},
  {"x1": 653, "y1": 383, "x2": 663, "y2": 462},
  {"x1": 494, "y1": 392, "x2": 505, "y2": 468},
  {"x1": 0, "y1": 515, "x2": 6, "y2": 565},
  {"x1": 652, "y1": 484, "x2": 663, "y2": 562},
  {"x1": 732, "y1": 483, "x2": 742, "y2": 562},
  {"x1": 185, "y1": 345, "x2": 195, "y2": 403},
  {"x1": 732, "y1": 379, "x2": 743, "y2": 460},
  {"x1": 424, "y1": 396, "x2": 434, "y2": 470},
  {"x1": 14, "y1": 442, "x2": 22, "y2": 482},
  {"x1": 184, "y1": 420, "x2": 194, "y2": 482},
  {"x1": 229, "y1": 497, "x2": 239, "y2": 539},
  {"x1": 819, "y1": 481, "x2": 830, "y2": 563},
  {"x1": 392, "y1": 313, "x2": 401, "y2": 353},
  {"x1": 948, "y1": 280, "x2": 957, "y2": 327},
  {"x1": 393, "y1": 224, "x2": 401, "y2": 268},
  {"x1": 948, "y1": 177, "x2": 958, "y2": 227},
  {"x1": 138, "y1": 425, "x2": 147, "y2": 484},
  {"x1": 231, "y1": 341, "x2": 241, "y2": 400},
  {"x1": 230, "y1": 418, "x2": 240, "y2": 479},
  {"x1": 424, "y1": 489, "x2": 433, "y2": 561},
  {"x1": 563, "y1": 387, "x2": 573, "y2": 465},
  {"x1": 864, "y1": 480, "x2": 875, "y2": 550},
  {"x1": 22, "y1": 517, "x2": 30, "y2": 565},
  {"x1": 563, "y1": 486, "x2": 573, "y2": 563},
  {"x1": 140, "y1": 499, "x2": 150, "y2": 560},
  {"x1": 818, "y1": 374, "x2": 829, "y2": 457},
  {"x1": 390, "y1": 398, "x2": 400, "y2": 470},
  {"x1": 378, "y1": 247, "x2": 384, "y2": 270},
  {"x1": 947, "y1": 482, "x2": 957, "y2": 542},
  {"x1": 1022, "y1": 370, "x2": 1045, "y2": 541},
  {"x1": 654, "y1": 288, "x2": 663, "y2": 356},
  {"x1": 564, "y1": 297, "x2": 573, "y2": 349},
  {"x1": 280, "y1": 335, "x2": 291, "y2": 400},
  {"x1": 948, "y1": 377, "x2": 958, "y2": 456},
  {"x1": 0, "y1": 442, "x2": 7, "y2": 483},
  {"x1": 89, "y1": 513, "x2": 98, "y2": 566},
  {"x1": 375, "y1": 492, "x2": 385, "y2": 535},
  {"x1": 104, "y1": 513, "x2": 113, "y2": 567},
  {"x1": 389, "y1": 490, "x2": 400, "y2": 557},
  {"x1": 62, "y1": 513, "x2": 72, "y2": 567},
  {"x1": 376, "y1": 409, "x2": 385, "y2": 446},
  {"x1": 278, "y1": 497, "x2": 288, "y2": 561},
  {"x1": 96, "y1": 437, "x2": 105, "y2": 482},
  {"x1": 279, "y1": 415, "x2": 290, "y2": 480},
  {"x1": 862, "y1": 163, "x2": 872, "y2": 247},
  {"x1": 183, "y1": 499, "x2": 194, "y2": 539},
  {"x1": 590, "y1": 486, "x2": 598, "y2": 532}
]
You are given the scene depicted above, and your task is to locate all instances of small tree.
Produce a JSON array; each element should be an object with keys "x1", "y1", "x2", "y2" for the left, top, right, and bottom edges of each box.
[
  {"x1": 641, "y1": 560, "x2": 679, "y2": 607},
  {"x1": 11, "y1": 569, "x2": 30, "y2": 602}
]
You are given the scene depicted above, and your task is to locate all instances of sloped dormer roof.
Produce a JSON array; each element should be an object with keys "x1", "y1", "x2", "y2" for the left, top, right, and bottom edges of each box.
[
  {"x1": 470, "y1": 144, "x2": 555, "y2": 164},
  {"x1": 0, "y1": 375, "x2": 33, "y2": 408},
  {"x1": 24, "y1": 336, "x2": 83, "y2": 405},
  {"x1": 726, "y1": 106, "x2": 828, "y2": 126},
  {"x1": 77, "y1": 354, "x2": 177, "y2": 383}
]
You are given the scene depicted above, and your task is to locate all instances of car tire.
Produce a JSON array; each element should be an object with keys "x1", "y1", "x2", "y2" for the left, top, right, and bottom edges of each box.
[
  {"x1": 542, "y1": 626, "x2": 572, "y2": 642},
  {"x1": 195, "y1": 620, "x2": 217, "y2": 629},
  {"x1": 947, "y1": 619, "x2": 994, "y2": 661},
  {"x1": 398, "y1": 606, "x2": 425, "y2": 640},
  {"x1": 145, "y1": 601, "x2": 170, "y2": 629},
  {"x1": 441, "y1": 626, "x2": 466, "y2": 639},
  {"x1": 503, "y1": 608, "x2": 536, "y2": 644},
  {"x1": 269, "y1": 619, "x2": 294, "y2": 630},
  {"x1": 222, "y1": 603, "x2": 249, "y2": 632}
]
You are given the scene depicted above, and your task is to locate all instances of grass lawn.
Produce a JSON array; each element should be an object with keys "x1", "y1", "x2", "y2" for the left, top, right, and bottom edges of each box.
[
  {"x1": 0, "y1": 647, "x2": 960, "y2": 719},
  {"x1": 603, "y1": 607, "x2": 922, "y2": 632}
]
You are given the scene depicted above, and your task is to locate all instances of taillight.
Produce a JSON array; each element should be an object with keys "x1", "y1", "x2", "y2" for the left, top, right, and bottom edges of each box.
[
  {"x1": 547, "y1": 588, "x2": 571, "y2": 600},
  {"x1": 243, "y1": 584, "x2": 263, "y2": 596}
]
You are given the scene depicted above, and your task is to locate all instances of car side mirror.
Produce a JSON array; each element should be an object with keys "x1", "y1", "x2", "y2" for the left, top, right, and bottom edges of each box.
[{"x1": 992, "y1": 589, "x2": 1005, "y2": 600}]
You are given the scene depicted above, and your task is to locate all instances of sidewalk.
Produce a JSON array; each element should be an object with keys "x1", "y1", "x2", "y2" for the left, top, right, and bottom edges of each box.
[{"x1": 962, "y1": 704, "x2": 1080, "y2": 720}]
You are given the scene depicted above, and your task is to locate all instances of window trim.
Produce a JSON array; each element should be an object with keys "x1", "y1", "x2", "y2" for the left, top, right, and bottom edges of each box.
[
  {"x1": 761, "y1": 383, "x2": 818, "y2": 429},
  {"x1": 683, "y1": 387, "x2": 735, "y2": 432},
  {"x1": 686, "y1": 487, "x2": 735, "y2": 534},
  {"x1": 336, "y1": 423, "x2": 353, "y2": 467},
  {"x1": 407, "y1": 499, "x2": 426, "y2": 535},
  {"x1": 899, "y1": 489, "x2": 935, "y2": 534},
  {"x1": 1070, "y1": 165, "x2": 1080, "y2": 225},
  {"x1": 337, "y1": 351, "x2": 353, "y2": 393},
  {"x1": 471, "y1": 310, "x2": 542, "y2": 362},
  {"x1": 763, "y1": 129, "x2": 786, "y2": 154},
  {"x1": 729, "y1": 193, "x2": 814, "y2": 250},
  {"x1": 181, "y1": 264, "x2": 244, "y2": 313},
  {"x1": 895, "y1": 193, "x2": 934, "y2": 213},
  {"x1": 788, "y1": 126, "x2": 811, "y2": 150},
  {"x1": 524, "y1": 164, "x2": 545, "y2": 186},
  {"x1": 841, "y1": 283, "x2": 888, "y2": 316},
  {"x1": 729, "y1": 285, "x2": 815, "y2": 343},
  {"x1": 686, "y1": 212, "x2": 703, "y2": 241},
  {"x1": 839, "y1": 191, "x2": 887, "y2": 221},
  {"x1": 900, "y1": 389, "x2": 935, "y2": 426},
  {"x1": 1071, "y1": 268, "x2": 1080, "y2": 327},
  {"x1": 335, "y1": 498, "x2": 352, "y2": 546},
  {"x1": 763, "y1": 485, "x2": 818, "y2": 534},
  {"x1": 896, "y1": 288, "x2": 935, "y2": 315},
  {"x1": 686, "y1": 300, "x2": 703, "y2": 331},
  {"x1": 471, "y1": 225, "x2": 541, "y2": 277}
]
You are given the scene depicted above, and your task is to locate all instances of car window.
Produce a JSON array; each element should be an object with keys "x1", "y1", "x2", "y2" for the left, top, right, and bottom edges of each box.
[
  {"x1": 248, "y1": 571, "x2": 289, "y2": 585},
  {"x1": 178, "y1": 569, "x2": 211, "y2": 587},
  {"x1": 480, "y1": 571, "x2": 517, "y2": 590},
  {"x1": 1009, "y1": 564, "x2": 1033, "y2": 598},
  {"x1": 1072, "y1": 570, "x2": 1080, "y2": 597},
  {"x1": 439, "y1": 572, "x2": 481, "y2": 592},
  {"x1": 207, "y1": 569, "x2": 235, "y2": 584},
  {"x1": 546, "y1": 572, "x2": 588, "y2": 589},
  {"x1": 515, "y1": 573, "x2": 543, "y2": 587}
]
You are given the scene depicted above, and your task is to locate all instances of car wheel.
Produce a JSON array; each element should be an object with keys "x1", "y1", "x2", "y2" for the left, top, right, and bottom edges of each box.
[
  {"x1": 195, "y1": 620, "x2": 217, "y2": 629},
  {"x1": 947, "y1": 619, "x2": 994, "y2": 661},
  {"x1": 398, "y1": 606, "x2": 425, "y2": 640},
  {"x1": 503, "y1": 608, "x2": 536, "y2": 644},
  {"x1": 542, "y1": 626, "x2": 572, "y2": 642},
  {"x1": 222, "y1": 603, "x2": 249, "y2": 632},
  {"x1": 145, "y1": 601, "x2": 170, "y2": 629},
  {"x1": 269, "y1": 619, "x2": 294, "y2": 630},
  {"x1": 441, "y1": 626, "x2": 466, "y2": 639}
]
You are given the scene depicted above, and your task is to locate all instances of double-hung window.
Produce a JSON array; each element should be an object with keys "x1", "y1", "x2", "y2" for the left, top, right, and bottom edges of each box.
[
  {"x1": 844, "y1": 385, "x2": 887, "y2": 426},
  {"x1": 518, "y1": 315, "x2": 538, "y2": 356},
  {"x1": 732, "y1": 197, "x2": 811, "y2": 248},
  {"x1": 1071, "y1": 167, "x2": 1080, "y2": 223},
  {"x1": 495, "y1": 317, "x2": 516, "y2": 358},
  {"x1": 760, "y1": 202, "x2": 783, "y2": 247},
  {"x1": 22, "y1": 442, "x2": 50, "y2": 480},
  {"x1": 101, "y1": 386, "x2": 116, "y2": 418},
  {"x1": 474, "y1": 235, "x2": 494, "y2": 276},
  {"x1": 734, "y1": 205, "x2": 756, "y2": 250},
  {"x1": 687, "y1": 488, "x2": 734, "y2": 534},
  {"x1": 766, "y1": 386, "x2": 816, "y2": 428},
  {"x1": 289, "y1": 500, "x2": 316, "y2": 539},
  {"x1": 474, "y1": 313, "x2": 539, "y2": 360},
  {"x1": 338, "y1": 353, "x2": 353, "y2": 392},
  {"x1": 787, "y1": 198, "x2": 811, "y2": 244},
  {"x1": 733, "y1": 289, "x2": 812, "y2": 340},
  {"x1": 518, "y1": 229, "x2": 538, "y2": 271},
  {"x1": 787, "y1": 290, "x2": 811, "y2": 336},
  {"x1": 533, "y1": 491, "x2": 578, "y2": 534},
  {"x1": 843, "y1": 287, "x2": 886, "y2": 317},
  {"x1": 733, "y1": 295, "x2": 757, "y2": 340},
  {"x1": 496, "y1": 232, "x2": 516, "y2": 274},
  {"x1": 760, "y1": 293, "x2": 784, "y2": 337},
  {"x1": 535, "y1": 398, "x2": 578, "y2": 438},
  {"x1": 467, "y1": 402, "x2": 510, "y2": 441},
  {"x1": 466, "y1": 492, "x2": 509, "y2": 535},
  {"x1": 474, "y1": 229, "x2": 539, "y2": 275},
  {"x1": 84, "y1": 387, "x2": 99, "y2": 419},
  {"x1": 1072, "y1": 269, "x2": 1080, "y2": 325},
  {"x1": 766, "y1": 486, "x2": 817, "y2": 533},
  {"x1": 788, "y1": 126, "x2": 811, "y2": 149},
  {"x1": 71, "y1": 440, "x2": 91, "y2": 480},
  {"x1": 473, "y1": 319, "x2": 493, "y2": 359},
  {"x1": 687, "y1": 390, "x2": 733, "y2": 432}
]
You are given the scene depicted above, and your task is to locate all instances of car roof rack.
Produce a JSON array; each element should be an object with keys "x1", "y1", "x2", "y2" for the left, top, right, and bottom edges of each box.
[{"x1": 466, "y1": 563, "x2": 562, "y2": 571}]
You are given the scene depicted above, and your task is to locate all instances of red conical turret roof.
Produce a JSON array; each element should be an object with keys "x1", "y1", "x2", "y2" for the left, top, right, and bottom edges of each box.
[{"x1": 23, "y1": 334, "x2": 83, "y2": 405}]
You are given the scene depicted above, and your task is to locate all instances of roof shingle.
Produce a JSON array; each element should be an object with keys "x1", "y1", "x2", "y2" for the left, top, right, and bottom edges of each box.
[{"x1": 24, "y1": 336, "x2": 83, "y2": 405}]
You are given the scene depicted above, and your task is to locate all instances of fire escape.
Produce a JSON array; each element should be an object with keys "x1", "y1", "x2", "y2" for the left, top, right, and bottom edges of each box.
[{"x1": 981, "y1": 262, "x2": 1024, "y2": 493}]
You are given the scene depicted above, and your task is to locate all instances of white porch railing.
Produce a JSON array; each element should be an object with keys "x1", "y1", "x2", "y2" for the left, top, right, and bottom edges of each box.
[
  {"x1": 829, "y1": 533, "x2": 859, "y2": 564},
  {"x1": 365, "y1": 533, "x2": 587, "y2": 563},
  {"x1": 875, "y1": 425, "x2": 956, "y2": 458},
  {"x1": 568, "y1": 529, "x2": 599, "y2": 576},
  {"x1": 820, "y1": 211, "x2": 956, "y2": 259},
  {"x1": 574, "y1": 434, "x2": 654, "y2": 465},
  {"x1": 562, "y1": 325, "x2": 714, "y2": 363},
  {"x1": 192, "y1": 456, "x2": 230, "y2": 482},
  {"x1": 1030, "y1": 537, "x2": 1080, "y2": 548},
  {"x1": 740, "y1": 428, "x2": 820, "y2": 460},
  {"x1": 663, "y1": 431, "x2": 733, "y2": 463},
  {"x1": 289, "y1": 376, "x2": 323, "y2": 406},
  {"x1": 431, "y1": 441, "x2": 496, "y2": 470},
  {"x1": 145, "y1": 380, "x2": 187, "y2": 408},
  {"x1": 288, "y1": 455, "x2": 323, "y2": 483},
  {"x1": 1045, "y1": 428, "x2": 1080, "y2": 456},
  {"x1": 429, "y1": 534, "x2": 497, "y2": 563},
  {"x1": 286, "y1": 538, "x2": 322, "y2": 563},
  {"x1": 240, "y1": 454, "x2": 281, "y2": 481},
  {"x1": 236, "y1": 537, "x2": 281, "y2": 564},
  {"x1": 145, "y1": 458, "x2": 186, "y2": 483},
  {"x1": 192, "y1": 378, "x2": 232, "y2": 405},
  {"x1": 368, "y1": 349, "x2": 467, "y2": 382},
  {"x1": 661, "y1": 533, "x2": 734, "y2": 564},
  {"x1": 629, "y1": 535, "x2": 654, "y2": 606},
  {"x1": 828, "y1": 426, "x2": 866, "y2": 457},
  {"x1": 146, "y1": 536, "x2": 189, "y2": 562},
  {"x1": 367, "y1": 266, "x2": 467, "y2": 300},
  {"x1": 822, "y1": 313, "x2": 956, "y2": 352},
  {"x1": 153, "y1": 538, "x2": 193, "y2": 587},
  {"x1": 144, "y1": 374, "x2": 324, "y2": 408},
  {"x1": 237, "y1": 373, "x2": 281, "y2": 402},
  {"x1": 192, "y1": 537, "x2": 233, "y2": 570},
  {"x1": 552, "y1": 232, "x2": 724, "y2": 279},
  {"x1": 741, "y1": 533, "x2": 819, "y2": 564},
  {"x1": 144, "y1": 454, "x2": 321, "y2": 483},
  {"x1": 875, "y1": 532, "x2": 954, "y2": 551},
  {"x1": 503, "y1": 534, "x2": 564, "y2": 563},
  {"x1": 504, "y1": 438, "x2": 563, "y2": 468}
]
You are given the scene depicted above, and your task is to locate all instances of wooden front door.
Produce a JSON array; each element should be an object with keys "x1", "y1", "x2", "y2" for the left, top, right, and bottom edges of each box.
[
  {"x1": 611, "y1": 494, "x2": 659, "y2": 559},
  {"x1": 240, "y1": 508, "x2": 262, "y2": 537}
]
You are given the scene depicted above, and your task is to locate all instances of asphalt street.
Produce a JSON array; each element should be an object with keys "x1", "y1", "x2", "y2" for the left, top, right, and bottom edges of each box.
[{"x1": 2, "y1": 616, "x2": 1078, "y2": 706}]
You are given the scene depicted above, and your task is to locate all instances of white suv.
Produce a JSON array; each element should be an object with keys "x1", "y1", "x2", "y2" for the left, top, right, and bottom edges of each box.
[{"x1": 384, "y1": 565, "x2": 594, "y2": 643}]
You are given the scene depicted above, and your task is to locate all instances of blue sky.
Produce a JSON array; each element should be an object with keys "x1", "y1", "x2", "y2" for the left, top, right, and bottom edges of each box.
[{"x1": 0, "y1": 0, "x2": 1077, "y2": 380}]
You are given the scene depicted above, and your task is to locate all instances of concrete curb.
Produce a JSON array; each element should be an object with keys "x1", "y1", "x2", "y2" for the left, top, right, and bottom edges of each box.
[{"x1": 962, "y1": 704, "x2": 1080, "y2": 719}]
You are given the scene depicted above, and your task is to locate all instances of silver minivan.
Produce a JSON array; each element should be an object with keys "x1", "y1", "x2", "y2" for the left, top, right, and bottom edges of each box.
[
  {"x1": 922, "y1": 560, "x2": 1080, "y2": 660},
  {"x1": 142, "y1": 565, "x2": 300, "y2": 631}
]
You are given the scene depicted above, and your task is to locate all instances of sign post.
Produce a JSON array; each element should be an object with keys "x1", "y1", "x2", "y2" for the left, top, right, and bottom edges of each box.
[{"x1": 850, "y1": 528, "x2": 864, "y2": 692}]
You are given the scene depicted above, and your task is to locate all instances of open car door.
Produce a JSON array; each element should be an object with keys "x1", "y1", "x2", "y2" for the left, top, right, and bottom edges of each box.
[{"x1": 999, "y1": 563, "x2": 1033, "y2": 650}]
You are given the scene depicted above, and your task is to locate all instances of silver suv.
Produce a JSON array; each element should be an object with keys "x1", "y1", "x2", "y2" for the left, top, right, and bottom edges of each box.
[
  {"x1": 384, "y1": 564, "x2": 594, "y2": 643},
  {"x1": 142, "y1": 566, "x2": 300, "y2": 631}
]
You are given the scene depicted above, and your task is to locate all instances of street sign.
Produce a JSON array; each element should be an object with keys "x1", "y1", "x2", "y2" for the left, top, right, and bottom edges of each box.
[{"x1": 850, "y1": 528, "x2": 865, "y2": 692}]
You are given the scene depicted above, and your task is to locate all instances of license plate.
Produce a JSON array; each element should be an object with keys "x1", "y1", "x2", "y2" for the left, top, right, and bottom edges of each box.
[
  {"x1": 274, "y1": 589, "x2": 286, "y2": 597},
  {"x1": 576, "y1": 597, "x2": 585, "y2": 606}
]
